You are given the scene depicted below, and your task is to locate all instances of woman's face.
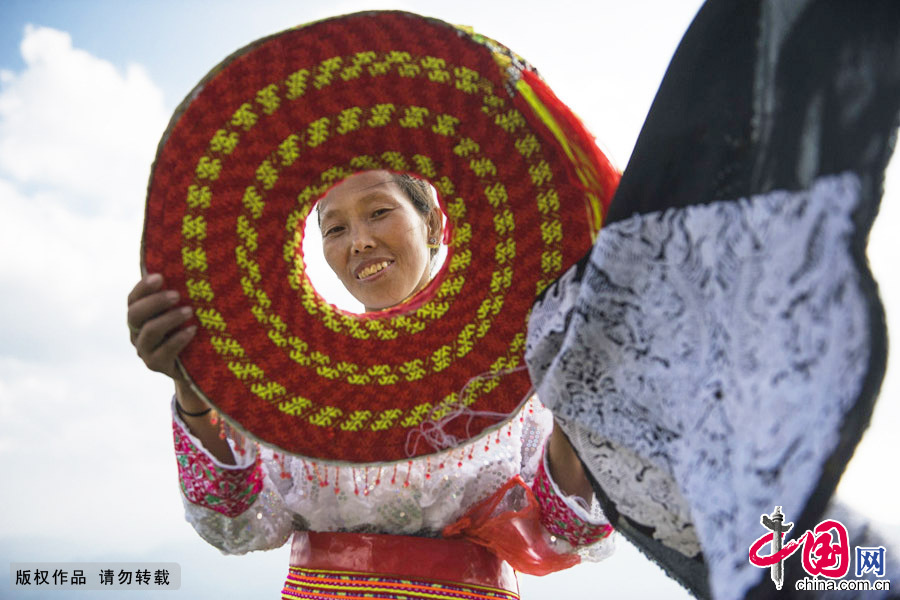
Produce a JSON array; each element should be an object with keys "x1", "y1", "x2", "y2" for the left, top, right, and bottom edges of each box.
[{"x1": 319, "y1": 171, "x2": 437, "y2": 312}]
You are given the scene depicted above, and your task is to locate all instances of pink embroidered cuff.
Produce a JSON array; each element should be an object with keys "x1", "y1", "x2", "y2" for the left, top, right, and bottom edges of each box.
[
  {"x1": 532, "y1": 451, "x2": 613, "y2": 547},
  {"x1": 172, "y1": 418, "x2": 264, "y2": 518}
]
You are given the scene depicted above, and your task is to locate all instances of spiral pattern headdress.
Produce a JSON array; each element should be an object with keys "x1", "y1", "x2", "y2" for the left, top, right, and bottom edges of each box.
[{"x1": 143, "y1": 11, "x2": 618, "y2": 462}]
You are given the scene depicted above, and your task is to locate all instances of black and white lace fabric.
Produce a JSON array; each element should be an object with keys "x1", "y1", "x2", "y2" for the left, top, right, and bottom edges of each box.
[
  {"x1": 526, "y1": 173, "x2": 870, "y2": 600},
  {"x1": 528, "y1": 0, "x2": 900, "y2": 597}
]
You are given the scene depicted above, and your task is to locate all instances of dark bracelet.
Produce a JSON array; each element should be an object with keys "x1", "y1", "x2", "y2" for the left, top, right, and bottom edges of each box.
[{"x1": 175, "y1": 401, "x2": 212, "y2": 418}]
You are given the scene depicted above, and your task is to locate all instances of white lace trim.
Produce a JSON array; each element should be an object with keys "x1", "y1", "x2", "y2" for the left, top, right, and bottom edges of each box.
[
  {"x1": 537, "y1": 443, "x2": 616, "y2": 562},
  {"x1": 172, "y1": 398, "x2": 257, "y2": 469},
  {"x1": 567, "y1": 428, "x2": 701, "y2": 558},
  {"x1": 176, "y1": 396, "x2": 614, "y2": 562},
  {"x1": 526, "y1": 173, "x2": 869, "y2": 600},
  {"x1": 539, "y1": 442, "x2": 608, "y2": 525}
]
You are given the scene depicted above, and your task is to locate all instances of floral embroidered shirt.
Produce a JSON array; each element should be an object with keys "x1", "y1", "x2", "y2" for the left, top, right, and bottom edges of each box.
[{"x1": 172, "y1": 396, "x2": 614, "y2": 561}]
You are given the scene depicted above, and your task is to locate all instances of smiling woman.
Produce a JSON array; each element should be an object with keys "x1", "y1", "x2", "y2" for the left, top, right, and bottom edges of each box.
[
  {"x1": 128, "y1": 10, "x2": 621, "y2": 599},
  {"x1": 318, "y1": 171, "x2": 442, "y2": 312},
  {"x1": 128, "y1": 166, "x2": 613, "y2": 597}
]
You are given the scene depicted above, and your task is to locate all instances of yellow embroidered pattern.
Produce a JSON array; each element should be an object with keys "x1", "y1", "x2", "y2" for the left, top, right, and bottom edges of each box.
[{"x1": 180, "y1": 50, "x2": 577, "y2": 432}]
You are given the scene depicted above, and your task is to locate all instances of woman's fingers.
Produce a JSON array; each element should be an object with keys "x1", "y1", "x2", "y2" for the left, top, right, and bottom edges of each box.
[
  {"x1": 127, "y1": 273, "x2": 197, "y2": 379},
  {"x1": 127, "y1": 273, "x2": 171, "y2": 336},
  {"x1": 136, "y1": 305, "x2": 194, "y2": 358},
  {"x1": 145, "y1": 324, "x2": 197, "y2": 378},
  {"x1": 128, "y1": 288, "x2": 181, "y2": 336},
  {"x1": 127, "y1": 273, "x2": 163, "y2": 306}
]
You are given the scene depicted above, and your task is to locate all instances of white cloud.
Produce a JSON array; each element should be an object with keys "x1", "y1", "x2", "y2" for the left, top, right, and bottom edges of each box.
[
  {"x1": 0, "y1": 25, "x2": 178, "y2": 549},
  {"x1": 0, "y1": 355, "x2": 190, "y2": 547},
  {"x1": 0, "y1": 25, "x2": 168, "y2": 216},
  {"x1": 0, "y1": 25, "x2": 165, "y2": 363},
  {"x1": 0, "y1": 177, "x2": 142, "y2": 361}
]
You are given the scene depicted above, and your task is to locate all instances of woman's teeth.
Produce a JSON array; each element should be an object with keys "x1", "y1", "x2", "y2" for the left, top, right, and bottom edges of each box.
[{"x1": 358, "y1": 261, "x2": 391, "y2": 279}]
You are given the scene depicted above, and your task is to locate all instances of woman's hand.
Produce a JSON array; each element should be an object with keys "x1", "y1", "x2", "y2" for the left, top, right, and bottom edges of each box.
[
  {"x1": 127, "y1": 273, "x2": 196, "y2": 381},
  {"x1": 547, "y1": 423, "x2": 594, "y2": 506},
  {"x1": 128, "y1": 273, "x2": 235, "y2": 463}
]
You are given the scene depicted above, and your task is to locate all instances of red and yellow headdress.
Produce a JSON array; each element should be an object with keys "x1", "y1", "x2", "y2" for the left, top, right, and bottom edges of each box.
[{"x1": 143, "y1": 11, "x2": 619, "y2": 462}]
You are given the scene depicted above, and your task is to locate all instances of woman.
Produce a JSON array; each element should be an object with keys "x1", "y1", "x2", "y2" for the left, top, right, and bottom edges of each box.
[{"x1": 127, "y1": 169, "x2": 614, "y2": 599}]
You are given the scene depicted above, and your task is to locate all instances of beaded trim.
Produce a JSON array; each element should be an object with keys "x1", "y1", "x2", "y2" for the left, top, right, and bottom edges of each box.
[
  {"x1": 531, "y1": 450, "x2": 613, "y2": 547},
  {"x1": 173, "y1": 418, "x2": 263, "y2": 518},
  {"x1": 282, "y1": 567, "x2": 519, "y2": 600},
  {"x1": 143, "y1": 11, "x2": 619, "y2": 462}
]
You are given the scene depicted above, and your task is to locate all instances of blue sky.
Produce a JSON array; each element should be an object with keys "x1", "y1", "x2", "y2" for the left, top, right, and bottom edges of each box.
[{"x1": 0, "y1": 1, "x2": 897, "y2": 598}]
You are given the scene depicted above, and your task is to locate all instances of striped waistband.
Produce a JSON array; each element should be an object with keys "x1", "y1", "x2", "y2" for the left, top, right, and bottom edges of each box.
[
  {"x1": 288, "y1": 531, "x2": 518, "y2": 595},
  {"x1": 282, "y1": 566, "x2": 520, "y2": 600}
]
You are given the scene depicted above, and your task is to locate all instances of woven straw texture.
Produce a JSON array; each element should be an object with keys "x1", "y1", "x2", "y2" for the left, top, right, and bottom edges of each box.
[{"x1": 143, "y1": 11, "x2": 616, "y2": 462}]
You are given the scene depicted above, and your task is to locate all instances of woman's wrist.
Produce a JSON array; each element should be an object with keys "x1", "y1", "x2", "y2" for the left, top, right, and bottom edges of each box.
[
  {"x1": 546, "y1": 424, "x2": 594, "y2": 504},
  {"x1": 174, "y1": 379, "x2": 212, "y2": 415},
  {"x1": 172, "y1": 379, "x2": 236, "y2": 466},
  {"x1": 175, "y1": 401, "x2": 211, "y2": 418}
]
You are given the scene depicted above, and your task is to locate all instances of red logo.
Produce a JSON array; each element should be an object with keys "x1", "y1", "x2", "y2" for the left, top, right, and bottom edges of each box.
[{"x1": 749, "y1": 507, "x2": 850, "y2": 585}]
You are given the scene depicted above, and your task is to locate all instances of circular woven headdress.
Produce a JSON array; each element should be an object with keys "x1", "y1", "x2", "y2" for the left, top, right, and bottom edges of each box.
[{"x1": 143, "y1": 11, "x2": 618, "y2": 462}]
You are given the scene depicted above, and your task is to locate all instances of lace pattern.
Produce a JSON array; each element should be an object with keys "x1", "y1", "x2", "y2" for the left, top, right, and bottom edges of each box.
[
  {"x1": 568, "y1": 430, "x2": 700, "y2": 558},
  {"x1": 173, "y1": 397, "x2": 614, "y2": 562},
  {"x1": 532, "y1": 449, "x2": 613, "y2": 547},
  {"x1": 526, "y1": 173, "x2": 869, "y2": 600}
]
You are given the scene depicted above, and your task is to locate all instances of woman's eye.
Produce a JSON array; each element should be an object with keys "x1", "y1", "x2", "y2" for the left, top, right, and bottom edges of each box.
[
  {"x1": 324, "y1": 226, "x2": 343, "y2": 236},
  {"x1": 372, "y1": 208, "x2": 390, "y2": 218}
]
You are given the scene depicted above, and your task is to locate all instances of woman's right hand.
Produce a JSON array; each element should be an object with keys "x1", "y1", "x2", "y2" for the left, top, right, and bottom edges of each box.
[
  {"x1": 129, "y1": 274, "x2": 235, "y2": 462},
  {"x1": 127, "y1": 273, "x2": 196, "y2": 382}
]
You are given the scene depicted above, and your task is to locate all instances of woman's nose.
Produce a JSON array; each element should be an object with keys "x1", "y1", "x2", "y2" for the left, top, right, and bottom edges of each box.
[{"x1": 350, "y1": 225, "x2": 375, "y2": 254}]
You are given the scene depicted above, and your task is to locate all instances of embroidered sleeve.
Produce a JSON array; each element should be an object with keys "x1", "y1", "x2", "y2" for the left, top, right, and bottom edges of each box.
[
  {"x1": 519, "y1": 400, "x2": 614, "y2": 561},
  {"x1": 171, "y1": 401, "x2": 293, "y2": 554},
  {"x1": 532, "y1": 449, "x2": 613, "y2": 549},
  {"x1": 172, "y1": 415, "x2": 263, "y2": 517}
]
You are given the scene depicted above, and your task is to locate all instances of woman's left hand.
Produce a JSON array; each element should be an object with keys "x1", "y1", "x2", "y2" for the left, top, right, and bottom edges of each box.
[{"x1": 546, "y1": 423, "x2": 594, "y2": 504}]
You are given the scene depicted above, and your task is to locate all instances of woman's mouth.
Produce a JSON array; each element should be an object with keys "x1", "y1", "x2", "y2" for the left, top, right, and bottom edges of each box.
[{"x1": 356, "y1": 260, "x2": 393, "y2": 280}]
